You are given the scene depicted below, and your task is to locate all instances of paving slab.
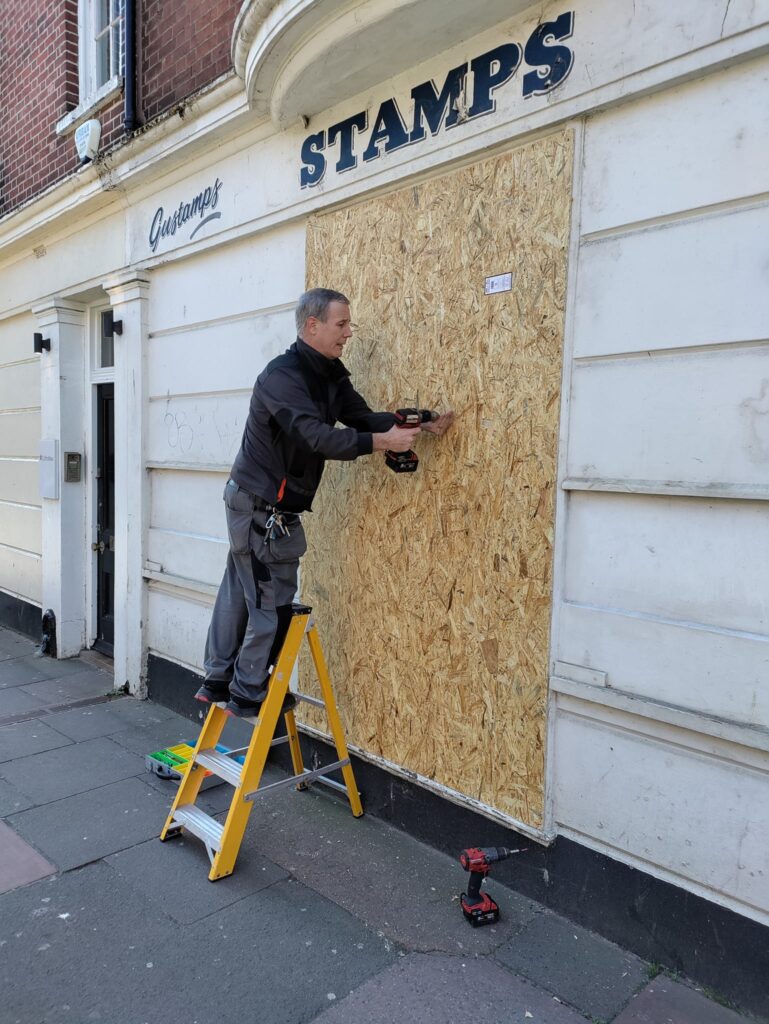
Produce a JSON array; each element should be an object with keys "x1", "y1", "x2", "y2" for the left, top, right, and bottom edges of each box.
[
  {"x1": 0, "y1": 736, "x2": 145, "y2": 805},
  {"x1": 30, "y1": 654, "x2": 102, "y2": 678},
  {"x1": 0, "y1": 685, "x2": 48, "y2": 718},
  {"x1": 106, "y1": 832, "x2": 288, "y2": 924},
  {"x1": 99, "y1": 694, "x2": 180, "y2": 727},
  {"x1": 0, "y1": 862, "x2": 397, "y2": 1024},
  {"x1": 0, "y1": 718, "x2": 73, "y2": 763},
  {"x1": 8, "y1": 776, "x2": 173, "y2": 870},
  {"x1": 0, "y1": 862, "x2": 188, "y2": 1024},
  {"x1": 0, "y1": 632, "x2": 36, "y2": 661},
  {"x1": 20, "y1": 668, "x2": 113, "y2": 705},
  {"x1": 0, "y1": 818, "x2": 56, "y2": 894},
  {"x1": 108, "y1": 716, "x2": 202, "y2": 756},
  {"x1": 0, "y1": 654, "x2": 54, "y2": 688},
  {"x1": 0, "y1": 777, "x2": 34, "y2": 816},
  {"x1": 614, "y1": 978, "x2": 749, "y2": 1024},
  {"x1": 238, "y1": 783, "x2": 541, "y2": 954},
  {"x1": 181, "y1": 877, "x2": 399, "y2": 1024},
  {"x1": 43, "y1": 703, "x2": 129, "y2": 741},
  {"x1": 495, "y1": 909, "x2": 648, "y2": 1021},
  {"x1": 312, "y1": 951, "x2": 588, "y2": 1024}
]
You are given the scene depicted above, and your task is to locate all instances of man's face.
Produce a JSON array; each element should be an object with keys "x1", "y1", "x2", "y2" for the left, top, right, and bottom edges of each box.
[{"x1": 303, "y1": 301, "x2": 353, "y2": 360}]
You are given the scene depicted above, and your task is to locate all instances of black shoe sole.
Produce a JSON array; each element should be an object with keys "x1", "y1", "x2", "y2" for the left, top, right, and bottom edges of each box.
[{"x1": 225, "y1": 694, "x2": 297, "y2": 718}]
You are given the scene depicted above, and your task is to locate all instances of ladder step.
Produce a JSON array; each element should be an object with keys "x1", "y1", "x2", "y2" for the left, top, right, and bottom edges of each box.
[
  {"x1": 171, "y1": 804, "x2": 224, "y2": 851},
  {"x1": 196, "y1": 748, "x2": 243, "y2": 787}
]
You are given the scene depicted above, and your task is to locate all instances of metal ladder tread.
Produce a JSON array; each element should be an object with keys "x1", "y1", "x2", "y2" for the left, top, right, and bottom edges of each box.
[
  {"x1": 172, "y1": 804, "x2": 224, "y2": 851},
  {"x1": 196, "y1": 748, "x2": 243, "y2": 787}
]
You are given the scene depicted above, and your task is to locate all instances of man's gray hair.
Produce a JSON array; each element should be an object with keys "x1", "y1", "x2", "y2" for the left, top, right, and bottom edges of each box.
[{"x1": 295, "y1": 288, "x2": 350, "y2": 334}]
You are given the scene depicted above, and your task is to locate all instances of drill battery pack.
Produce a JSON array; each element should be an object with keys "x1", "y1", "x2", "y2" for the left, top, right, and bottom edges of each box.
[
  {"x1": 384, "y1": 449, "x2": 419, "y2": 473},
  {"x1": 460, "y1": 891, "x2": 500, "y2": 927}
]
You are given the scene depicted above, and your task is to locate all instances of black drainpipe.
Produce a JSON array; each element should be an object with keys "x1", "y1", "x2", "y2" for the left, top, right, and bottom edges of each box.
[{"x1": 124, "y1": 0, "x2": 138, "y2": 132}]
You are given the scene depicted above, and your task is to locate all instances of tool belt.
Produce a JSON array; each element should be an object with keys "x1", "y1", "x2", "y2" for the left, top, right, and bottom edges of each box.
[{"x1": 226, "y1": 479, "x2": 300, "y2": 538}]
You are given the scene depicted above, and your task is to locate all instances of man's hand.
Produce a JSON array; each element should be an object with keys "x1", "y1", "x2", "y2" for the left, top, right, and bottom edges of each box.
[
  {"x1": 421, "y1": 410, "x2": 455, "y2": 436},
  {"x1": 373, "y1": 425, "x2": 421, "y2": 452}
]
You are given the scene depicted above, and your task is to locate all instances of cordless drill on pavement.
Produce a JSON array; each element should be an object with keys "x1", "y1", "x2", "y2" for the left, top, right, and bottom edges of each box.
[
  {"x1": 385, "y1": 408, "x2": 438, "y2": 473},
  {"x1": 459, "y1": 846, "x2": 527, "y2": 926}
]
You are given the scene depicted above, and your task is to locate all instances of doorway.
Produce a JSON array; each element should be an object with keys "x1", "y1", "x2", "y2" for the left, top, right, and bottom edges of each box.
[{"x1": 93, "y1": 382, "x2": 115, "y2": 653}]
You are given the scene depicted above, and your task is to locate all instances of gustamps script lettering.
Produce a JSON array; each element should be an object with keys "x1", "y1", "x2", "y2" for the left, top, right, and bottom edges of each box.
[{"x1": 149, "y1": 178, "x2": 223, "y2": 253}]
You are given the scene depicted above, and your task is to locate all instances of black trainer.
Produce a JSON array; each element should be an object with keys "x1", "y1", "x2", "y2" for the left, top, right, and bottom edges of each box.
[
  {"x1": 194, "y1": 682, "x2": 230, "y2": 704},
  {"x1": 225, "y1": 691, "x2": 298, "y2": 718}
]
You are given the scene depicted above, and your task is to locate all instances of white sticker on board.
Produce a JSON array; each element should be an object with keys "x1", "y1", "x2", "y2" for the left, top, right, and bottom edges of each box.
[{"x1": 484, "y1": 272, "x2": 513, "y2": 295}]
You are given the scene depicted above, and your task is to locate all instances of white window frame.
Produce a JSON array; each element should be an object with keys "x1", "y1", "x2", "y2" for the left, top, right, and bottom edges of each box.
[
  {"x1": 80, "y1": 0, "x2": 124, "y2": 101},
  {"x1": 56, "y1": 0, "x2": 124, "y2": 136}
]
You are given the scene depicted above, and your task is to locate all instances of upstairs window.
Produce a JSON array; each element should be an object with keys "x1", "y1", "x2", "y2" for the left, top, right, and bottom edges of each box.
[{"x1": 80, "y1": 0, "x2": 124, "y2": 101}]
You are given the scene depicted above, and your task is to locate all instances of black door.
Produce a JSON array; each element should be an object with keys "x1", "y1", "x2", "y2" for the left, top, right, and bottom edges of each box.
[{"x1": 94, "y1": 383, "x2": 115, "y2": 655}]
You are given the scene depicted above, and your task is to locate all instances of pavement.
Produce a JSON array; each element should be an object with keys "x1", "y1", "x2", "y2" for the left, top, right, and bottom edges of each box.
[{"x1": 0, "y1": 623, "x2": 762, "y2": 1024}]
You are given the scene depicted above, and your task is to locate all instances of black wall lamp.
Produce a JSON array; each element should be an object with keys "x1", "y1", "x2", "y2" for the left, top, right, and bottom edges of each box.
[
  {"x1": 102, "y1": 310, "x2": 123, "y2": 338},
  {"x1": 33, "y1": 333, "x2": 51, "y2": 353}
]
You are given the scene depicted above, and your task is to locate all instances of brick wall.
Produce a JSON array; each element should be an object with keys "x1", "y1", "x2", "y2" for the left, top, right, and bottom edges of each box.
[
  {"x1": 0, "y1": 0, "x2": 237, "y2": 220},
  {"x1": 0, "y1": 0, "x2": 83, "y2": 216},
  {"x1": 140, "y1": 1, "x2": 237, "y2": 122}
]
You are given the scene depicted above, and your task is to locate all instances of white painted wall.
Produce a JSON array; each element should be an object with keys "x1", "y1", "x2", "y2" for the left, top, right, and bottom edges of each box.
[
  {"x1": 551, "y1": 56, "x2": 769, "y2": 924},
  {"x1": 144, "y1": 224, "x2": 305, "y2": 672},
  {"x1": 0, "y1": 313, "x2": 42, "y2": 604}
]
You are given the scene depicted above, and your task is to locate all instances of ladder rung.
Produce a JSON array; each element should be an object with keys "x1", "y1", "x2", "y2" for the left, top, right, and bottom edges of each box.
[
  {"x1": 226, "y1": 736, "x2": 290, "y2": 757},
  {"x1": 171, "y1": 805, "x2": 224, "y2": 851},
  {"x1": 295, "y1": 692, "x2": 324, "y2": 709},
  {"x1": 196, "y1": 748, "x2": 243, "y2": 787},
  {"x1": 244, "y1": 758, "x2": 350, "y2": 802}
]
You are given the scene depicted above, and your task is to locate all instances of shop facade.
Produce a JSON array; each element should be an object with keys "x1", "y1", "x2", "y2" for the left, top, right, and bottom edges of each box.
[{"x1": 1, "y1": 0, "x2": 768, "y2": 1008}]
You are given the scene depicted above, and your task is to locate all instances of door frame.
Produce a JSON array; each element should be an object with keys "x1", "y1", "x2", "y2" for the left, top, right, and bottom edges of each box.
[{"x1": 85, "y1": 303, "x2": 116, "y2": 652}]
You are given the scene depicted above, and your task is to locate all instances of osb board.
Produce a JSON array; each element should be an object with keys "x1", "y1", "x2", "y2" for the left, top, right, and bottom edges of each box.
[{"x1": 302, "y1": 130, "x2": 573, "y2": 827}]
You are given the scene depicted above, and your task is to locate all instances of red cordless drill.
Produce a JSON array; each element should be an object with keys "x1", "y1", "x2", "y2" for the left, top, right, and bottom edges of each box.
[
  {"x1": 385, "y1": 408, "x2": 438, "y2": 473},
  {"x1": 459, "y1": 846, "x2": 527, "y2": 927}
]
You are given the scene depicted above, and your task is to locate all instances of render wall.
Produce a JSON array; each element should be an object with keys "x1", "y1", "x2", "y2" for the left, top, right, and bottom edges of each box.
[
  {"x1": 0, "y1": 313, "x2": 42, "y2": 605},
  {"x1": 551, "y1": 55, "x2": 769, "y2": 926},
  {"x1": 143, "y1": 225, "x2": 305, "y2": 673}
]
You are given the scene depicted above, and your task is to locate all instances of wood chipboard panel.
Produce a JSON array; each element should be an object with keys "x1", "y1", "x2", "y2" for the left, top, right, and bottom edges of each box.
[{"x1": 302, "y1": 130, "x2": 573, "y2": 827}]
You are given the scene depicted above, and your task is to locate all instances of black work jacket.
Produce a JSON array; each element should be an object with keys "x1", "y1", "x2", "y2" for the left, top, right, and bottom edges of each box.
[{"x1": 230, "y1": 338, "x2": 395, "y2": 512}]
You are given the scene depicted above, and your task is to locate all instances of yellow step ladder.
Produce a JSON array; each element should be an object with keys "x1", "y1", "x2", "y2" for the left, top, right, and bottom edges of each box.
[{"x1": 159, "y1": 604, "x2": 363, "y2": 880}]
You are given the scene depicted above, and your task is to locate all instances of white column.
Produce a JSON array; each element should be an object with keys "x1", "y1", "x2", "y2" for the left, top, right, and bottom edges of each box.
[
  {"x1": 33, "y1": 299, "x2": 87, "y2": 658},
  {"x1": 104, "y1": 271, "x2": 150, "y2": 695}
]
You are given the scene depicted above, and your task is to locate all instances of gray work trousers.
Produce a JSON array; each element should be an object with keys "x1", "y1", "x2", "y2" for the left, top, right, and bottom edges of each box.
[{"x1": 203, "y1": 481, "x2": 306, "y2": 703}]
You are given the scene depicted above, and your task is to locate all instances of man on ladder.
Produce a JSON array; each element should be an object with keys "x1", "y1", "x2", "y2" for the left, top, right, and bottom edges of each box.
[{"x1": 197, "y1": 288, "x2": 454, "y2": 717}]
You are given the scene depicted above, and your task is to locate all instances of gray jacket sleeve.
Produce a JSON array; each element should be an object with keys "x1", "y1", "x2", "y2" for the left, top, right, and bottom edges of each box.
[{"x1": 259, "y1": 367, "x2": 372, "y2": 459}]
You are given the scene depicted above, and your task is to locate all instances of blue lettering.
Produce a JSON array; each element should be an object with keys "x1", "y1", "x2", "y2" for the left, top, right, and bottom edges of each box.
[
  {"x1": 468, "y1": 44, "x2": 522, "y2": 117},
  {"x1": 300, "y1": 131, "x2": 327, "y2": 188},
  {"x1": 522, "y1": 12, "x2": 574, "y2": 98},
  {"x1": 149, "y1": 207, "x2": 163, "y2": 252},
  {"x1": 362, "y1": 99, "x2": 409, "y2": 163},
  {"x1": 409, "y1": 64, "x2": 468, "y2": 142},
  {"x1": 328, "y1": 112, "x2": 368, "y2": 172}
]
